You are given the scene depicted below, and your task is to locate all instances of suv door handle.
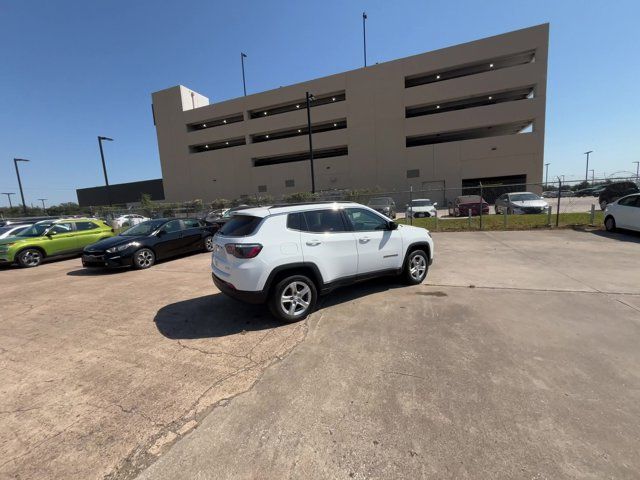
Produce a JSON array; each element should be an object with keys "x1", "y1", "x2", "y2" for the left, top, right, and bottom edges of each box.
[
  {"x1": 359, "y1": 236, "x2": 371, "y2": 243},
  {"x1": 306, "y1": 240, "x2": 322, "y2": 246}
]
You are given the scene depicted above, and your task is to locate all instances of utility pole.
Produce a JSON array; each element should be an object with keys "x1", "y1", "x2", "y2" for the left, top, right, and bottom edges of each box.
[
  {"x1": 584, "y1": 150, "x2": 593, "y2": 182},
  {"x1": 362, "y1": 12, "x2": 368, "y2": 67},
  {"x1": 240, "y1": 52, "x2": 247, "y2": 96},
  {"x1": 97, "y1": 136, "x2": 114, "y2": 206},
  {"x1": 38, "y1": 198, "x2": 47, "y2": 211},
  {"x1": 544, "y1": 162, "x2": 550, "y2": 188},
  {"x1": 633, "y1": 161, "x2": 639, "y2": 182},
  {"x1": 589, "y1": 169, "x2": 595, "y2": 184},
  {"x1": 14, "y1": 158, "x2": 30, "y2": 215},
  {"x1": 305, "y1": 92, "x2": 316, "y2": 193},
  {"x1": 2, "y1": 192, "x2": 15, "y2": 209}
]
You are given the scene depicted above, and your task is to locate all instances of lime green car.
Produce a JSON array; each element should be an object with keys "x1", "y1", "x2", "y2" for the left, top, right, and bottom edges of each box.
[{"x1": 0, "y1": 218, "x2": 115, "y2": 268}]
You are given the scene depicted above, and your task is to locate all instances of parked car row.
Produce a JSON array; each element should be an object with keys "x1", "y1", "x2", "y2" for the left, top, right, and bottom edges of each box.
[{"x1": 0, "y1": 217, "x2": 218, "y2": 269}]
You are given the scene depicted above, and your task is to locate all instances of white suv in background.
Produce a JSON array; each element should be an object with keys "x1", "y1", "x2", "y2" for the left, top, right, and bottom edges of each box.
[{"x1": 211, "y1": 201, "x2": 434, "y2": 322}]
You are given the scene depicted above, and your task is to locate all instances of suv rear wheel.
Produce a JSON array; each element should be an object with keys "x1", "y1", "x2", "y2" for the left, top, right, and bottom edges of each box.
[
  {"x1": 269, "y1": 275, "x2": 317, "y2": 322},
  {"x1": 403, "y1": 249, "x2": 428, "y2": 285}
]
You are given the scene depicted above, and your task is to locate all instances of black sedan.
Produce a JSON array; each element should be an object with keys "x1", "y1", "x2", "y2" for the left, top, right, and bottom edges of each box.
[{"x1": 82, "y1": 218, "x2": 218, "y2": 269}]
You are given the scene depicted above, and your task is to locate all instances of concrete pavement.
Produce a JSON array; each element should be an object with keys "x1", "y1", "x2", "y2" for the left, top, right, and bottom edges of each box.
[{"x1": 137, "y1": 229, "x2": 640, "y2": 480}]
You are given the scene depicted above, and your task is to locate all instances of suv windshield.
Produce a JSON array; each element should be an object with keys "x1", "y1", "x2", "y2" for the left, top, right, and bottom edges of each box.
[
  {"x1": 120, "y1": 219, "x2": 167, "y2": 236},
  {"x1": 219, "y1": 215, "x2": 262, "y2": 236},
  {"x1": 510, "y1": 193, "x2": 539, "y2": 201},
  {"x1": 411, "y1": 200, "x2": 433, "y2": 207},
  {"x1": 368, "y1": 198, "x2": 392, "y2": 206},
  {"x1": 16, "y1": 222, "x2": 53, "y2": 237}
]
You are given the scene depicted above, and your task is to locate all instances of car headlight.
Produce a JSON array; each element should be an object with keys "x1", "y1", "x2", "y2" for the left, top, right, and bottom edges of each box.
[{"x1": 106, "y1": 242, "x2": 139, "y2": 253}]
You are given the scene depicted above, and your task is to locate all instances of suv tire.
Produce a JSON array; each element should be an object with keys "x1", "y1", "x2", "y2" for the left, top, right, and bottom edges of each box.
[
  {"x1": 133, "y1": 248, "x2": 155, "y2": 269},
  {"x1": 269, "y1": 274, "x2": 317, "y2": 322},
  {"x1": 403, "y1": 249, "x2": 428, "y2": 285},
  {"x1": 17, "y1": 248, "x2": 43, "y2": 268}
]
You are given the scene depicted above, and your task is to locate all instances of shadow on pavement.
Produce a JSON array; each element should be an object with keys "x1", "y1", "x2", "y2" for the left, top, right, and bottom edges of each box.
[
  {"x1": 155, "y1": 293, "x2": 279, "y2": 339},
  {"x1": 577, "y1": 228, "x2": 640, "y2": 244},
  {"x1": 67, "y1": 267, "x2": 127, "y2": 276},
  {"x1": 155, "y1": 277, "x2": 405, "y2": 339}
]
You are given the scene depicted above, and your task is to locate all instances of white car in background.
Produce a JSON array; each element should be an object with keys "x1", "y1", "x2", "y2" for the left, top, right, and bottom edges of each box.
[
  {"x1": 0, "y1": 223, "x2": 32, "y2": 239},
  {"x1": 406, "y1": 199, "x2": 438, "y2": 218},
  {"x1": 494, "y1": 192, "x2": 550, "y2": 215},
  {"x1": 604, "y1": 193, "x2": 640, "y2": 232},
  {"x1": 111, "y1": 214, "x2": 150, "y2": 230}
]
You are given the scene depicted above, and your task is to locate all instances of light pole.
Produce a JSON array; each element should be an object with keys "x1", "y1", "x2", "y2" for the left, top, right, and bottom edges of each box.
[
  {"x1": 305, "y1": 92, "x2": 316, "y2": 193},
  {"x1": 98, "y1": 136, "x2": 114, "y2": 206},
  {"x1": 584, "y1": 150, "x2": 593, "y2": 182},
  {"x1": 589, "y1": 169, "x2": 595, "y2": 184},
  {"x1": 240, "y1": 52, "x2": 247, "y2": 96},
  {"x1": 38, "y1": 198, "x2": 47, "y2": 212},
  {"x1": 544, "y1": 162, "x2": 550, "y2": 188},
  {"x1": 13, "y1": 158, "x2": 30, "y2": 215},
  {"x1": 362, "y1": 12, "x2": 368, "y2": 67},
  {"x1": 1, "y1": 192, "x2": 15, "y2": 209},
  {"x1": 633, "y1": 161, "x2": 639, "y2": 181}
]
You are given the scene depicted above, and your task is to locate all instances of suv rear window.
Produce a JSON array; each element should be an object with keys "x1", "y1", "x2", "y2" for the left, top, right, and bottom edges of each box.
[{"x1": 219, "y1": 215, "x2": 262, "y2": 236}]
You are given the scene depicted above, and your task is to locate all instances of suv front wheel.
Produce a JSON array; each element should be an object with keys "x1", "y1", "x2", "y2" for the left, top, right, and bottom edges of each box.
[
  {"x1": 403, "y1": 249, "x2": 428, "y2": 285},
  {"x1": 269, "y1": 275, "x2": 317, "y2": 322}
]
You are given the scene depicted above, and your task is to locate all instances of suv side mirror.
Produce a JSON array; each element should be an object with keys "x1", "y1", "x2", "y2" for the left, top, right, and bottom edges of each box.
[
  {"x1": 388, "y1": 221, "x2": 398, "y2": 230},
  {"x1": 433, "y1": 202, "x2": 438, "y2": 207},
  {"x1": 46, "y1": 230, "x2": 57, "y2": 237}
]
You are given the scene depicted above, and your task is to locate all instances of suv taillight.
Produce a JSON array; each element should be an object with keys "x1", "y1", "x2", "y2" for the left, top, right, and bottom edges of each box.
[{"x1": 225, "y1": 243, "x2": 263, "y2": 258}]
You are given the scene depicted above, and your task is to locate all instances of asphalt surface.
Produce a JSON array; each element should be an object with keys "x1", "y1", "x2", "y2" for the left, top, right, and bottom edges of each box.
[{"x1": 1, "y1": 229, "x2": 640, "y2": 480}]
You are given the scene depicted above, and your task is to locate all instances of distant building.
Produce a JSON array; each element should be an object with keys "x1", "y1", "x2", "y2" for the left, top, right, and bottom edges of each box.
[
  {"x1": 152, "y1": 24, "x2": 548, "y2": 204},
  {"x1": 76, "y1": 179, "x2": 164, "y2": 207}
]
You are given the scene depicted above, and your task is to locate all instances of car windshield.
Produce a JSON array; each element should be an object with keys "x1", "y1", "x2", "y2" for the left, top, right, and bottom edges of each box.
[
  {"x1": 510, "y1": 193, "x2": 540, "y2": 201},
  {"x1": 411, "y1": 200, "x2": 433, "y2": 206},
  {"x1": 16, "y1": 222, "x2": 53, "y2": 237},
  {"x1": 369, "y1": 198, "x2": 392, "y2": 206},
  {"x1": 120, "y1": 219, "x2": 167, "y2": 236}
]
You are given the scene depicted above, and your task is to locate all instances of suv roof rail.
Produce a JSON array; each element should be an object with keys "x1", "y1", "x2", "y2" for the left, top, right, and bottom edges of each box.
[{"x1": 268, "y1": 200, "x2": 356, "y2": 209}]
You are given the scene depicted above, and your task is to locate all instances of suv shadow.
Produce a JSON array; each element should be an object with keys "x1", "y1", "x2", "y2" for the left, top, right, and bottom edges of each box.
[
  {"x1": 155, "y1": 277, "x2": 405, "y2": 339},
  {"x1": 576, "y1": 228, "x2": 640, "y2": 244}
]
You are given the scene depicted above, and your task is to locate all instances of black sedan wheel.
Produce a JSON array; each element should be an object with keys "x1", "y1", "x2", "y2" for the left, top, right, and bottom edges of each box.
[
  {"x1": 133, "y1": 248, "x2": 155, "y2": 269},
  {"x1": 203, "y1": 236, "x2": 215, "y2": 252}
]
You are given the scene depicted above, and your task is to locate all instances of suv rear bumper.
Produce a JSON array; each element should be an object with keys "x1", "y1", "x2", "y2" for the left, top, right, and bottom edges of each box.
[{"x1": 212, "y1": 273, "x2": 267, "y2": 304}]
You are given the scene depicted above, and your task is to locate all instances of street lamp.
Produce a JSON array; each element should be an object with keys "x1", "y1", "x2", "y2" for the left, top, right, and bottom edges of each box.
[
  {"x1": 305, "y1": 92, "x2": 316, "y2": 193},
  {"x1": 38, "y1": 198, "x2": 47, "y2": 211},
  {"x1": 584, "y1": 150, "x2": 593, "y2": 182},
  {"x1": 13, "y1": 158, "x2": 30, "y2": 215},
  {"x1": 633, "y1": 161, "x2": 639, "y2": 181},
  {"x1": 544, "y1": 162, "x2": 550, "y2": 188},
  {"x1": 97, "y1": 136, "x2": 114, "y2": 206},
  {"x1": 362, "y1": 12, "x2": 368, "y2": 67},
  {"x1": 1, "y1": 192, "x2": 15, "y2": 209},
  {"x1": 589, "y1": 169, "x2": 595, "y2": 184},
  {"x1": 240, "y1": 52, "x2": 248, "y2": 96}
]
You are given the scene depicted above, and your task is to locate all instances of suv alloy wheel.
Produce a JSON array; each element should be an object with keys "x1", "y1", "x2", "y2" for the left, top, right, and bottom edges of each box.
[
  {"x1": 404, "y1": 249, "x2": 428, "y2": 285},
  {"x1": 18, "y1": 248, "x2": 43, "y2": 268},
  {"x1": 269, "y1": 275, "x2": 318, "y2": 322}
]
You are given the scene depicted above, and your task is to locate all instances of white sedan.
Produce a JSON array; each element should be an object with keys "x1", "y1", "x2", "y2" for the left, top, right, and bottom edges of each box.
[
  {"x1": 604, "y1": 193, "x2": 640, "y2": 232},
  {"x1": 112, "y1": 214, "x2": 150, "y2": 230},
  {"x1": 406, "y1": 199, "x2": 438, "y2": 218},
  {"x1": 0, "y1": 223, "x2": 32, "y2": 239}
]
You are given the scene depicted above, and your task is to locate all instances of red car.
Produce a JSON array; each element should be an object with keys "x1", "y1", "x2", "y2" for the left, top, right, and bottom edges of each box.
[{"x1": 449, "y1": 195, "x2": 490, "y2": 217}]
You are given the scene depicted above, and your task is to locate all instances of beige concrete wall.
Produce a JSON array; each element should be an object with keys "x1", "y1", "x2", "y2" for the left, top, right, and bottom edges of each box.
[{"x1": 152, "y1": 24, "x2": 548, "y2": 203}]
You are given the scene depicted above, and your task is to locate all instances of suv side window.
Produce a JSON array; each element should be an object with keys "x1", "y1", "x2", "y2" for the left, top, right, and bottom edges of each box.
[
  {"x1": 287, "y1": 212, "x2": 304, "y2": 231},
  {"x1": 75, "y1": 221, "x2": 99, "y2": 231},
  {"x1": 302, "y1": 210, "x2": 347, "y2": 233},
  {"x1": 345, "y1": 208, "x2": 389, "y2": 231},
  {"x1": 49, "y1": 222, "x2": 73, "y2": 234}
]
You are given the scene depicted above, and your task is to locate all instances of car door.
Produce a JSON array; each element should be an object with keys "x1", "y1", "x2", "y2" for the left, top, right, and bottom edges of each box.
[
  {"x1": 153, "y1": 219, "x2": 184, "y2": 259},
  {"x1": 73, "y1": 221, "x2": 104, "y2": 249},
  {"x1": 629, "y1": 196, "x2": 640, "y2": 231},
  {"x1": 344, "y1": 207, "x2": 403, "y2": 274},
  {"x1": 615, "y1": 195, "x2": 640, "y2": 229},
  {"x1": 298, "y1": 209, "x2": 358, "y2": 283},
  {"x1": 43, "y1": 221, "x2": 78, "y2": 255},
  {"x1": 181, "y1": 218, "x2": 205, "y2": 252}
]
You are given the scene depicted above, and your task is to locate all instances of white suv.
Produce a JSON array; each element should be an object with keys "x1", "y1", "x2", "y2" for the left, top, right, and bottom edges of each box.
[{"x1": 211, "y1": 202, "x2": 434, "y2": 322}]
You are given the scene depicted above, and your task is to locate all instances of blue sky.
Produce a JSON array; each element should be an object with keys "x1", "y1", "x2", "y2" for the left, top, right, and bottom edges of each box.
[{"x1": 1, "y1": 0, "x2": 638, "y2": 205}]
